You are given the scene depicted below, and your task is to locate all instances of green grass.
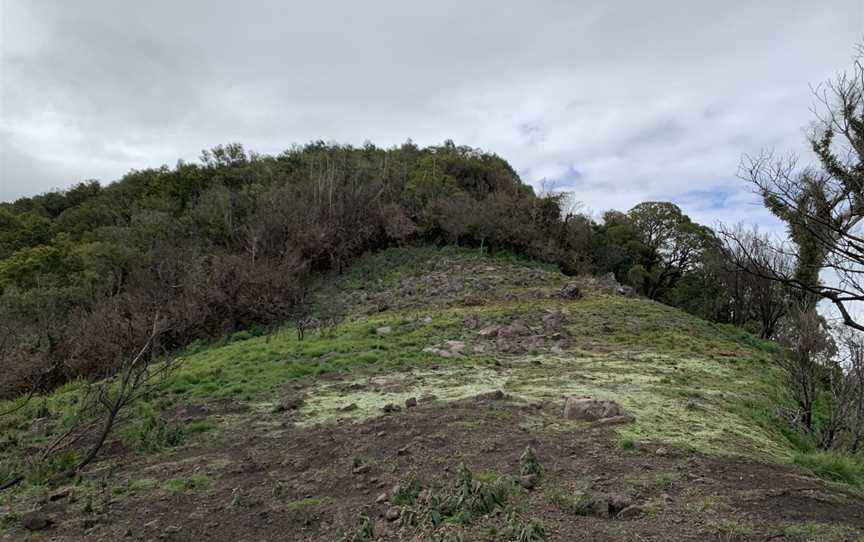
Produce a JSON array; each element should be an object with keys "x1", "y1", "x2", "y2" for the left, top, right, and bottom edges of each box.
[
  {"x1": 164, "y1": 474, "x2": 212, "y2": 493},
  {"x1": 793, "y1": 450, "x2": 864, "y2": 487},
  {"x1": 285, "y1": 496, "x2": 333, "y2": 510},
  {"x1": 783, "y1": 522, "x2": 864, "y2": 542},
  {"x1": 0, "y1": 244, "x2": 857, "y2": 506}
]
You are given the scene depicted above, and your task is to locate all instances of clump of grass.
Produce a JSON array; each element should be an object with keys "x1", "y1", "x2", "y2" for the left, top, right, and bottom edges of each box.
[
  {"x1": 504, "y1": 509, "x2": 547, "y2": 542},
  {"x1": 783, "y1": 522, "x2": 863, "y2": 542},
  {"x1": 619, "y1": 437, "x2": 636, "y2": 450},
  {"x1": 165, "y1": 473, "x2": 211, "y2": 493},
  {"x1": 391, "y1": 473, "x2": 422, "y2": 506},
  {"x1": 793, "y1": 450, "x2": 864, "y2": 487},
  {"x1": 519, "y1": 446, "x2": 543, "y2": 477},
  {"x1": 124, "y1": 408, "x2": 185, "y2": 453},
  {"x1": 285, "y1": 496, "x2": 332, "y2": 510},
  {"x1": 339, "y1": 513, "x2": 375, "y2": 542}
]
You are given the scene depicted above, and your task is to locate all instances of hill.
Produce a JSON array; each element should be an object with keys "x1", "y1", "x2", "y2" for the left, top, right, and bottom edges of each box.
[{"x1": 1, "y1": 247, "x2": 862, "y2": 541}]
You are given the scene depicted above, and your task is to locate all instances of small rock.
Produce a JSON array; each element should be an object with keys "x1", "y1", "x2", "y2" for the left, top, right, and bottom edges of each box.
[
  {"x1": 22, "y1": 511, "x2": 52, "y2": 531},
  {"x1": 375, "y1": 492, "x2": 388, "y2": 504},
  {"x1": 560, "y1": 283, "x2": 583, "y2": 300},
  {"x1": 376, "y1": 431, "x2": 387, "y2": 438},
  {"x1": 340, "y1": 403, "x2": 358, "y2": 412},
  {"x1": 405, "y1": 397, "x2": 418, "y2": 408},
  {"x1": 562, "y1": 397, "x2": 627, "y2": 421},
  {"x1": 353, "y1": 465, "x2": 372, "y2": 475},
  {"x1": 382, "y1": 403, "x2": 401, "y2": 413},
  {"x1": 396, "y1": 445, "x2": 411, "y2": 456},
  {"x1": 474, "y1": 389, "x2": 506, "y2": 401},
  {"x1": 590, "y1": 493, "x2": 631, "y2": 518},
  {"x1": 655, "y1": 447, "x2": 668, "y2": 457},
  {"x1": 477, "y1": 326, "x2": 500, "y2": 338},
  {"x1": 445, "y1": 340, "x2": 466, "y2": 352},
  {"x1": 164, "y1": 525, "x2": 181, "y2": 534},
  {"x1": 48, "y1": 488, "x2": 70, "y2": 501},
  {"x1": 498, "y1": 320, "x2": 531, "y2": 339},
  {"x1": 616, "y1": 505, "x2": 644, "y2": 519},
  {"x1": 376, "y1": 326, "x2": 392, "y2": 335},
  {"x1": 518, "y1": 474, "x2": 538, "y2": 490},
  {"x1": 384, "y1": 507, "x2": 401, "y2": 521},
  {"x1": 592, "y1": 414, "x2": 635, "y2": 427}
]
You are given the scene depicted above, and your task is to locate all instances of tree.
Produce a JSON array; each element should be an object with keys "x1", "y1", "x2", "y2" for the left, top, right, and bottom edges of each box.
[
  {"x1": 732, "y1": 49, "x2": 864, "y2": 330},
  {"x1": 625, "y1": 202, "x2": 712, "y2": 300}
]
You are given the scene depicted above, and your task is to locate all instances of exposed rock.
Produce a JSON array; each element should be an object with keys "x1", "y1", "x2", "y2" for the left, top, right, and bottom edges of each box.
[
  {"x1": 474, "y1": 390, "x2": 506, "y2": 401},
  {"x1": 462, "y1": 315, "x2": 482, "y2": 329},
  {"x1": 590, "y1": 493, "x2": 631, "y2": 518},
  {"x1": 542, "y1": 312, "x2": 566, "y2": 331},
  {"x1": 498, "y1": 320, "x2": 531, "y2": 339},
  {"x1": 617, "y1": 505, "x2": 644, "y2": 519},
  {"x1": 463, "y1": 296, "x2": 484, "y2": 307},
  {"x1": 560, "y1": 283, "x2": 583, "y2": 300},
  {"x1": 477, "y1": 326, "x2": 500, "y2": 338},
  {"x1": 375, "y1": 492, "x2": 388, "y2": 504},
  {"x1": 399, "y1": 284, "x2": 417, "y2": 296},
  {"x1": 375, "y1": 326, "x2": 392, "y2": 335},
  {"x1": 616, "y1": 285, "x2": 636, "y2": 297},
  {"x1": 563, "y1": 397, "x2": 627, "y2": 421},
  {"x1": 385, "y1": 507, "x2": 401, "y2": 521},
  {"x1": 445, "y1": 340, "x2": 465, "y2": 353},
  {"x1": 48, "y1": 488, "x2": 70, "y2": 501},
  {"x1": 597, "y1": 272, "x2": 621, "y2": 290},
  {"x1": 278, "y1": 395, "x2": 305, "y2": 412},
  {"x1": 22, "y1": 511, "x2": 52, "y2": 531},
  {"x1": 591, "y1": 414, "x2": 635, "y2": 427},
  {"x1": 518, "y1": 474, "x2": 539, "y2": 490},
  {"x1": 405, "y1": 397, "x2": 418, "y2": 408},
  {"x1": 353, "y1": 465, "x2": 371, "y2": 475}
]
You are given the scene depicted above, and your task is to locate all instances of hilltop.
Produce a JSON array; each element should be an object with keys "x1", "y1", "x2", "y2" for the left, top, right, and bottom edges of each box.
[{"x1": 1, "y1": 247, "x2": 862, "y2": 541}]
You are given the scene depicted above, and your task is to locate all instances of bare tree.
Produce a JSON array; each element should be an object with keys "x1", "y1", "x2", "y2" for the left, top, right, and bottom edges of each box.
[
  {"x1": 719, "y1": 224, "x2": 792, "y2": 339},
  {"x1": 729, "y1": 49, "x2": 864, "y2": 329},
  {"x1": 821, "y1": 327, "x2": 864, "y2": 451},
  {"x1": 774, "y1": 307, "x2": 836, "y2": 432},
  {"x1": 1, "y1": 313, "x2": 174, "y2": 491}
]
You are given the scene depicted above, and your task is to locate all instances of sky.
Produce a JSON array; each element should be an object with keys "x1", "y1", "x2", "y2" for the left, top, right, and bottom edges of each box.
[{"x1": 1, "y1": 0, "x2": 863, "y2": 233}]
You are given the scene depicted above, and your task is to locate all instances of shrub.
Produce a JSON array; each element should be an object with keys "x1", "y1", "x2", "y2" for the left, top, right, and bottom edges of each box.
[{"x1": 793, "y1": 450, "x2": 864, "y2": 487}]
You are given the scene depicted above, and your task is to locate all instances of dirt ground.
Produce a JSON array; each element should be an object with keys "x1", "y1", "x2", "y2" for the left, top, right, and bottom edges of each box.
[{"x1": 10, "y1": 390, "x2": 863, "y2": 542}]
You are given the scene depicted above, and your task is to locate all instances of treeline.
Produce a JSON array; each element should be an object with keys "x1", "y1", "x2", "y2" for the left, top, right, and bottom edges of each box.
[{"x1": 0, "y1": 140, "x2": 779, "y2": 398}]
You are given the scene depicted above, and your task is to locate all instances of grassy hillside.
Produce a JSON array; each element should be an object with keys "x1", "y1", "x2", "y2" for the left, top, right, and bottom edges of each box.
[{"x1": 1, "y1": 247, "x2": 862, "y2": 541}]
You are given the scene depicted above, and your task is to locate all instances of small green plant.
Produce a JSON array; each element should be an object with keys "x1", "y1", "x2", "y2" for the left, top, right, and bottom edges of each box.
[
  {"x1": 505, "y1": 509, "x2": 547, "y2": 542},
  {"x1": 124, "y1": 407, "x2": 185, "y2": 453},
  {"x1": 391, "y1": 473, "x2": 422, "y2": 506},
  {"x1": 340, "y1": 513, "x2": 375, "y2": 542},
  {"x1": 619, "y1": 438, "x2": 636, "y2": 450},
  {"x1": 165, "y1": 474, "x2": 211, "y2": 493},
  {"x1": 519, "y1": 446, "x2": 543, "y2": 477},
  {"x1": 549, "y1": 488, "x2": 593, "y2": 516}
]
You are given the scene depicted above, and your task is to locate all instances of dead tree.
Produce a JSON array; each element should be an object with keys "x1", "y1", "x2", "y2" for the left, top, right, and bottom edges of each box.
[
  {"x1": 1, "y1": 313, "x2": 174, "y2": 491},
  {"x1": 724, "y1": 49, "x2": 864, "y2": 330}
]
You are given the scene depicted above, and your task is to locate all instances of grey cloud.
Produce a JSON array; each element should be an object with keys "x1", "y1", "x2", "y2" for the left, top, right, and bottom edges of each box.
[{"x1": 1, "y1": 0, "x2": 862, "y2": 231}]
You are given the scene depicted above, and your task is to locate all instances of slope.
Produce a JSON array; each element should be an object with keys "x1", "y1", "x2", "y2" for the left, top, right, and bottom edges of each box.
[{"x1": 1, "y1": 247, "x2": 862, "y2": 541}]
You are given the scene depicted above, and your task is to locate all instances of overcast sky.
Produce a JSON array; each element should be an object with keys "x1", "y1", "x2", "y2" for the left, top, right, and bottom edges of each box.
[{"x1": 1, "y1": 0, "x2": 862, "y2": 231}]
